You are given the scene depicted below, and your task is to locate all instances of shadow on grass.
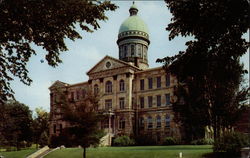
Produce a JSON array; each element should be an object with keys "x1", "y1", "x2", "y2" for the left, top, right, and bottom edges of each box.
[{"x1": 203, "y1": 152, "x2": 240, "y2": 158}]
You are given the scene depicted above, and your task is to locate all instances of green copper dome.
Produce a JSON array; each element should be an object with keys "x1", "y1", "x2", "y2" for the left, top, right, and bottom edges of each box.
[
  {"x1": 119, "y1": 16, "x2": 149, "y2": 34},
  {"x1": 118, "y1": 3, "x2": 149, "y2": 35}
]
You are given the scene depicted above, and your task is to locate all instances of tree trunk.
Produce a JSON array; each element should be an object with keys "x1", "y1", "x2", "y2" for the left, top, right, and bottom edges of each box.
[{"x1": 83, "y1": 147, "x2": 86, "y2": 158}]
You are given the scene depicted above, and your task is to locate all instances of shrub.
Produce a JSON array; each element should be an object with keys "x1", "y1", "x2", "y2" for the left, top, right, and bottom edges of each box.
[
  {"x1": 134, "y1": 134, "x2": 157, "y2": 146},
  {"x1": 113, "y1": 135, "x2": 135, "y2": 146},
  {"x1": 213, "y1": 132, "x2": 250, "y2": 156},
  {"x1": 163, "y1": 137, "x2": 180, "y2": 145},
  {"x1": 191, "y1": 138, "x2": 214, "y2": 145}
]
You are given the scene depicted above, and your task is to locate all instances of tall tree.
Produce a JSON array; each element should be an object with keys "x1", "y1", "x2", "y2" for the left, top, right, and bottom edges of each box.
[
  {"x1": 32, "y1": 107, "x2": 49, "y2": 148},
  {"x1": 0, "y1": 101, "x2": 33, "y2": 150},
  {"x1": 51, "y1": 89, "x2": 105, "y2": 158},
  {"x1": 158, "y1": 0, "x2": 249, "y2": 141},
  {"x1": 0, "y1": 0, "x2": 117, "y2": 103}
]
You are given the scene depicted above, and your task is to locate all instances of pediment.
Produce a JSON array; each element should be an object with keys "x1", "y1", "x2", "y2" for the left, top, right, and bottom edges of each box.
[
  {"x1": 87, "y1": 56, "x2": 139, "y2": 75},
  {"x1": 49, "y1": 80, "x2": 68, "y2": 90}
]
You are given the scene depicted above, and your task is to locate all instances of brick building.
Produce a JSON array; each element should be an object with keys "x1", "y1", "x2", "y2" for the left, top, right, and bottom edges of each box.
[{"x1": 49, "y1": 3, "x2": 182, "y2": 145}]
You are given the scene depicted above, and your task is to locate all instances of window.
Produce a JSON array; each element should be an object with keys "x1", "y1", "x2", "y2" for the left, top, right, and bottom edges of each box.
[
  {"x1": 165, "y1": 115, "x2": 170, "y2": 128},
  {"x1": 50, "y1": 93, "x2": 54, "y2": 103},
  {"x1": 157, "y1": 76, "x2": 161, "y2": 88},
  {"x1": 138, "y1": 44, "x2": 142, "y2": 57},
  {"x1": 148, "y1": 116, "x2": 153, "y2": 129},
  {"x1": 124, "y1": 46, "x2": 127, "y2": 57},
  {"x1": 119, "y1": 118, "x2": 125, "y2": 129},
  {"x1": 140, "y1": 117, "x2": 144, "y2": 129},
  {"x1": 53, "y1": 124, "x2": 56, "y2": 134},
  {"x1": 131, "y1": 45, "x2": 135, "y2": 56},
  {"x1": 70, "y1": 92, "x2": 74, "y2": 101},
  {"x1": 119, "y1": 97, "x2": 125, "y2": 109},
  {"x1": 157, "y1": 95, "x2": 161, "y2": 107},
  {"x1": 59, "y1": 124, "x2": 63, "y2": 133},
  {"x1": 166, "y1": 73, "x2": 170, "y2": 87},
  {"x1": 76, "y1": 90, "x2": 80, "y2": 100},
  {"x1": 119, "y1": 46, "x2": 122, "y2": 58},
  {"x1": 102, "y1": 119, "x2": 109, "y2": 128},
  {"x1": 140, "y1": 97, "x2": 144, "y2": 108},
  {"x1": 148, "y1": 96, "x2": 153, "y2": 108},
  {"x1": 148, "y1": 78, "x2": 153, "y2": 89},
  {"x1": 105, "y1": 81, "x2": 112, "y2": 93},
  {"x1": 140, "y1": 79, "x2": 144, "y2": 90},
  {"x1": 157, "y1": 116, "x2": 161, "y2": 128},
  {"x1": 166, "y1": 94, "x2": 170, "y2": 106},
  {"x1": 119, "y1": 80, "x2": 125, "y2": 92},
  {"x1": 94, "y1": 84, "x2": 99, "y2": 94},
  {"x1": 82, "y1": 89, "x2": 86, "y2": 98},
  {"x1": 105, "y1": 99, "x2": 112, "y2": 110}
]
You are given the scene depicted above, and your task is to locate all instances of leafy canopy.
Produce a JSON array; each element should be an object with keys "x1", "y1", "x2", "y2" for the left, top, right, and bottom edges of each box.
[
  {"x1": 0, "y1": 0, "x2": 117, "y2": 103},
  {"x1": 158, "y1": 0, "x2": 249, "y2": 141},
  {"x1": 0, "y1": 101, "x2": 33, "y2": 149}
]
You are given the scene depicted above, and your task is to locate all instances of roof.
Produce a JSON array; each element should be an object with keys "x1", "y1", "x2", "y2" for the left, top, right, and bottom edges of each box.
[
  {"x1": 118, "y1": 4, "x2": 149, "y2": 35},
  {"x1": 87, "y1": 55, "x2": 141, "y2": 75}
]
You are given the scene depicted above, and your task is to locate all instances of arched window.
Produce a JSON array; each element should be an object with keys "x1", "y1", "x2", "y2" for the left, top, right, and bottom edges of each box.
[
  {"x1": 124, "y1": 46, "x2": 127, "y2": 57},
  {"x1": 119, "y1": 46, "x2": 122, "y2": 58},
  {"x1": 105, "y1": 81, "x2": 112, "y2": 93},
  {"x1": 165, "y1": 115, "x2": 171, "y2": 128},
  {"x1": 119, "y1": 80, "x2": 125, "y2": 92},
  {"x1": 137, "y1": 44, "x2": 142, "y2": 57},
  {"x1": 119, "y1": 118, "x2": 125, "y2": 129},
  {"x1": 148, "y1": 116, "x2": 153, "y2": 129},
  {"x1": 131, "y1": 45, "x2": 135, "y2": 56},
  {"x1": 140, "y1": 117, "x2": 144, "y2": 129},
  {"x1": 157, "y1": 116, "x2": 161, "y2": 128},
  {"x1": 94, "y1": 84, "x2": 99, "y2": 94}
]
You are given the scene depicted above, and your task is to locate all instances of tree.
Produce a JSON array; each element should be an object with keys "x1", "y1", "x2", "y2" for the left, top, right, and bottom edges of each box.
[
  {"x1": 32, "y1": 107, "x2": 49, "y2": 148},
  {"x1": 51, "y1": 89, "x2": 105, "y2": 158},
  {"x1": 0, "y1": 0, "x2": 117, "y2": 103},
  {"x1": 0, "y1": 101, "x2": 33, "y2": 150},
  {"x1": 158, "y1": 0, "x2": 249, "y2": 142}
]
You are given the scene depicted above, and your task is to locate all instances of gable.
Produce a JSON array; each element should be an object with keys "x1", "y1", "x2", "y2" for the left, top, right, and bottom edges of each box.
[
  {"x1": 49, "y1": 80, "x2": 68, "y2": 90},
  {"x1": 87, "y1": 56, "x2": 139, "y2": 75}
]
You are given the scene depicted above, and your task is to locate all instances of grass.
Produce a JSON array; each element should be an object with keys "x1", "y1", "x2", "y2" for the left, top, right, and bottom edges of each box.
[
  {"x1": 0, "y1": 144, "x2": 38, "y2": 158},
  {"x1": 0, "y1": 148, "x2": 37, "y2": 158},
  {"x1": 44, "y1": 145, "x2": 212, "y2": 158}
]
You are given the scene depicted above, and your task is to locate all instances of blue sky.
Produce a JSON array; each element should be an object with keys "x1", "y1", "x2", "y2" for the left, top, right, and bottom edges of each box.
[{"x1": 11, "y1": 1, "x2": 249, "y2": 112}]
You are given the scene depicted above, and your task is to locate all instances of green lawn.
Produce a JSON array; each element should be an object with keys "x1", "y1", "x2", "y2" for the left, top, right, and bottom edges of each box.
[
  {"x1": 0, "y1": 148, "x2": 37, "y2": 158},
  {"x1": 44, "y1": 145, "x2": 212, "y2": 158}
]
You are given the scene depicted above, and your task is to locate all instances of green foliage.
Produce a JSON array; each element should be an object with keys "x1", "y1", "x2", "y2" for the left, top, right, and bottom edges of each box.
[
  {"x1": 0, "y1": 101, "x2": 33, "y2": 149},
  {"x1": 191, "y1": 138, "x2": 214, "y2": 145},
  {"x1": 32, "y1": 107, "x2": 49, "y2": 148},
  {"x1": 113, "y1": 136, "x2": 135, "y2": 146},
  {"x1": 0, "y1": 0, "x2": 117, "y2": 103},
  {"x1": 51, "y1": 90, "x2": 105, "y2": 158},
  {"x1": 158, "y1": 0, "x2": 250, "y2": 141},
  {"x1": 162, "y1": 137, "x2": 180, "y2": 145},
  {"x1": 213, "y1": 132, "x2": 250, "y2": 156}
]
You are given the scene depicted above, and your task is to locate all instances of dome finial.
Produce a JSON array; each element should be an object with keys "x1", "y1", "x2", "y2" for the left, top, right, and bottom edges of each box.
[{"x1": 129, "y1": 1, "x2": 138, "y2": 16}]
